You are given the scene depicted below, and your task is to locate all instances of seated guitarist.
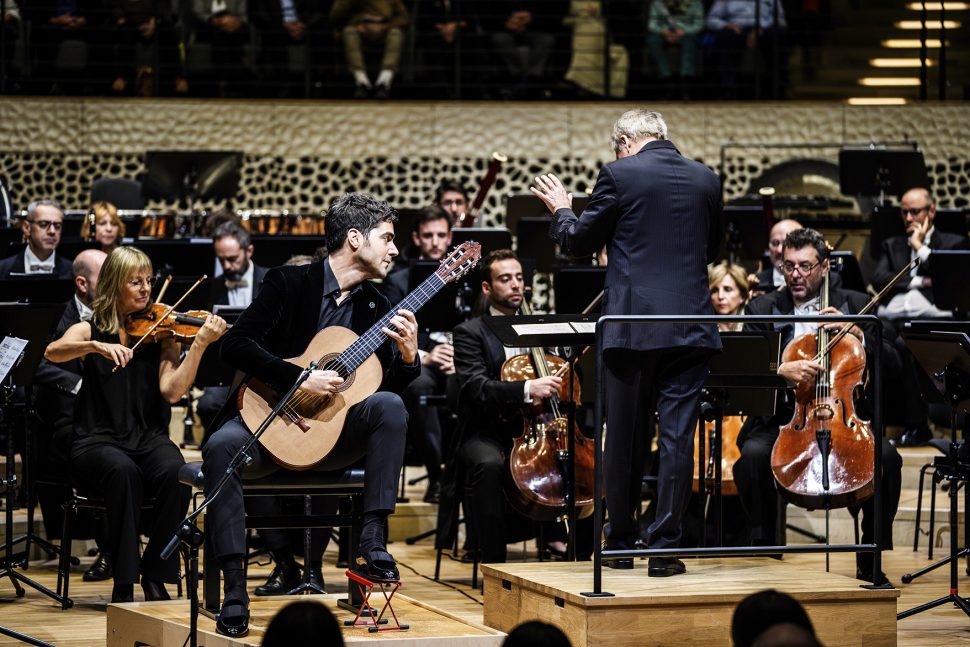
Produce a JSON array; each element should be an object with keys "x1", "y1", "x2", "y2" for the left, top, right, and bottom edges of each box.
[{"x1": 202, "y1": 193, "x2": 421, "y2": 637}]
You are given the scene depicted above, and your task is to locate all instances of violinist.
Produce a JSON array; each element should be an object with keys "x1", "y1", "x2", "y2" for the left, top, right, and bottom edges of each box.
[
  {"x1": 709, "y1": 261, "x2": 749, "y2": 332},
  {"x1": 735, "y1": 228, "x2": 901, "y2": 585},
  {"x1": 44, "y1": 246, "x2": 228, "y2": 603},
  {"x1": 453, "y1": 249, "x2": 567, "y2": 563}
]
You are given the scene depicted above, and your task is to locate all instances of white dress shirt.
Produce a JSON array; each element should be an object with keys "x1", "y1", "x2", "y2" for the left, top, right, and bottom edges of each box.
[
  {"x1": 23, "y1": 246, "x2": 55, "y2": 274},
  {"x1": 879, "y1": 227, "x2": 949, "y2": 319},
  {"x1": 226, "y1": 262, "x2": 255, "y2": 307}
]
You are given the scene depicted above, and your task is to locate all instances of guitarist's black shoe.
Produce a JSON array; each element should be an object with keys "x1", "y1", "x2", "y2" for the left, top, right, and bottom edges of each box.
[
  {"x1": 352, "y1": 546, "x2": 400, "y2": 582},
  {"x1": 216, "y1": 597, "x2": 250, "y2": 638}
]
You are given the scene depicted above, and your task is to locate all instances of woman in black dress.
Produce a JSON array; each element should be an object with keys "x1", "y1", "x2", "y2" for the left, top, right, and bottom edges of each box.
[{"x1": 45, "y1": 246, "x2": 227, "y2": 602}]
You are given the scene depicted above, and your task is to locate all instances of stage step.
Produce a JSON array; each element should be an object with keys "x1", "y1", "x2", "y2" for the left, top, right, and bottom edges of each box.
[
  {"x1": 106, "y1": 594, "x2": 504, "y2": 646},
  {"x1": 483, "y1": 559, "x2": 898, "y2": 647}
]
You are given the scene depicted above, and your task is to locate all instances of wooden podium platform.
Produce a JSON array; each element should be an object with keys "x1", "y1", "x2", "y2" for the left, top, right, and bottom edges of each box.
[
  {"x1": 483, "y1": 559, "x2": 900, "y2": 647},
  {"x1": 106, "y1": 594, "x2": 505, "y2": 646}
]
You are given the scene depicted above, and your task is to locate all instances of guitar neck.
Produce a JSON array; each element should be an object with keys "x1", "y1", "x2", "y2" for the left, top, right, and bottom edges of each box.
[{"x1": 336, "y1": 272, "x2": 446, "y2": 371}]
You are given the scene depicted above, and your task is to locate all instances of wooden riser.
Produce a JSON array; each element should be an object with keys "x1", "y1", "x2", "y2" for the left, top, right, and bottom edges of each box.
[
  {"x1": 106, "y1": 594, "x2": 504, "y2": 647},
  {"x1": 482, "y1": 560, "x2": 899, "y2": 647}
]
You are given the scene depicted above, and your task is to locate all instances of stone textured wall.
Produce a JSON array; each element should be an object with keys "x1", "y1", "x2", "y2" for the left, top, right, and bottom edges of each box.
[{"x1": 1, "y1": 99, "x2": 968, "y2": 225}]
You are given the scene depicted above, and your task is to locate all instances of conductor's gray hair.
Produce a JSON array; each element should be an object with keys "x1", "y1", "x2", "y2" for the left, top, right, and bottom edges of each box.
[{"x1": 610, "y1": 109, "x2": 668, "y2": 153}]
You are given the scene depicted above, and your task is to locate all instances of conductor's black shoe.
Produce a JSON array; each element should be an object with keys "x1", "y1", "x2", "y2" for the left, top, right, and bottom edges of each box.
[
  {"x1": 255, "y1": 562, "x2": 301, "y2": 596},
  {"x1": 856, "y1": 554, "x2": 893, "y2": 587},
  {"x1": 602, "y1": 543, "x2": 633, "y2": 569},
  {"x1": 648, "y1": 557, "x2": 686, "y2": 577},
  {"x1": 83, "y1": 552, "x2": 112, "y2": 582},
  {"x1": 216, "y1": 597, "x2": 250, "y2": 638},
  {"x1": 352, "y1": 546, "x2": 400, "y2": 582},
  {"x1": 893, "y1": 426, "x2": 932, "y2": 447},
  {"x1": 141, "y1": 576, "x2": 171, "y2": 601}
]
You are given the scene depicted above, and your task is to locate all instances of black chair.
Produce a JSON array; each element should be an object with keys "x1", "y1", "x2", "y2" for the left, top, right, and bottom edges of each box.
[
  {"x1": 90, "y1": 177, "x2": 146, "y2": 210},
  {"x1": 176, "y1": 461, "x2": 366, "y2": 611}
]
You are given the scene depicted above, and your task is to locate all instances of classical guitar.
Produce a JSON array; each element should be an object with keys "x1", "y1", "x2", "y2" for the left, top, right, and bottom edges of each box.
[{"x1": 238, "y1": 242, "x2": 482, "y2": 469}]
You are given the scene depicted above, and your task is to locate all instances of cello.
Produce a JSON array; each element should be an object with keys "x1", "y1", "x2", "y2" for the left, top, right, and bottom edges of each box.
[
  {"x1": 501, "y1": 297, "x2": 595, "y2": 521},
  {"x1": 770, "y1": 256, "x2": 918, "y2": 510}
]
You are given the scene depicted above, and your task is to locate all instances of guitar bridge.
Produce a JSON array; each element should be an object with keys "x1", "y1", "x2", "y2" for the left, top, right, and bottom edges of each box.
[{"x1": 282, "y1": 409, "x2": 311, "y2": 432}]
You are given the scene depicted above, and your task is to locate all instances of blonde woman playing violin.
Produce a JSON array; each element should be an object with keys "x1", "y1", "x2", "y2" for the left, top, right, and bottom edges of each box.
[{"x1": 45, "y1": 246, "x2": 226, "y2": 603}]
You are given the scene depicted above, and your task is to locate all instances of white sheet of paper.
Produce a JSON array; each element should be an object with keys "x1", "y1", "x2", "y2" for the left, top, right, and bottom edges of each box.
[
  {"x1": 570, "y1": 322, "x2": 596, "y2": 334},
  {"x1": 511, "y1": 322, "x2": 576, "y2": 336},
  {"x1": 0, "y1": 337, "x2": 28, "y2": 383}
]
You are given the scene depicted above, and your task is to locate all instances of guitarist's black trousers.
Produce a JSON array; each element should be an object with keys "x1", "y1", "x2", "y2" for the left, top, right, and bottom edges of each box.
[{"x1": 202, "y1": 391, "x2": 408, "y2": 558}]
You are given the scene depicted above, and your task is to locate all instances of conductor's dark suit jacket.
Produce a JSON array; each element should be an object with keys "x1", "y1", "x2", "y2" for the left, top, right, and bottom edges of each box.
[
  {"x1": 549, "y1": 139, "x2": 722, "y2": 353},
  {"x1": 0, "y1": 250, "x2": 73, "y2": 280},
  {"x1": 205, "y1": 259, "x2": 421, "y2": 441},
  {"x1": 870, "y1": 230, "x2": 970, "y2": 303}
]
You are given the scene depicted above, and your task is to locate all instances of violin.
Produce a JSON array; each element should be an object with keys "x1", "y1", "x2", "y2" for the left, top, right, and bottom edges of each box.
[
  {"x1": 501, "y1": 297, "x2": 596, "y2": 522},
  {"x1": 125, "y1": 302, "x2": 212, "y2": 346}
]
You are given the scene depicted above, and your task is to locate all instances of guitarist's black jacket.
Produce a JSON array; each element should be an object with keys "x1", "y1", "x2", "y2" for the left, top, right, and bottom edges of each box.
[{"x1": 206, "y1": 258, "x2": 421, "y2": 441}]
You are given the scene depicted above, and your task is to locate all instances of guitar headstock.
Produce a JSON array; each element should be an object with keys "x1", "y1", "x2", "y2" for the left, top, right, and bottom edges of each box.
[{"x1": 436, "y1": 242, "x2": 482, "y2": 284}]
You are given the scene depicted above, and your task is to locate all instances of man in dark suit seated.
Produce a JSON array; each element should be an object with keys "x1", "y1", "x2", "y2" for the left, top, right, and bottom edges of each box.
[
  {"x1": 201, "y1": 193, "x2": 420, "y2": 637},
  {"x1": 872, "y1": 187, "x2": 970, "y2": 447},
  {"x1": 0, "y1": 199, "x2": 73, "y2": 279},
  {"x1": 31, "y1": 249, "x2": 111, "y2": 580},
  {"x1": 534, "y1": 108, "x2": 722, "y2": 577},
  {"x1": 383, "y1": 206, "x2": 455, "y2": 503},
  {"x1": 736, "y1": 228, "x2": 902, "y2": 585},
  {"x1": 452, "y1": 249, "x2": 567, "y2": 563}
]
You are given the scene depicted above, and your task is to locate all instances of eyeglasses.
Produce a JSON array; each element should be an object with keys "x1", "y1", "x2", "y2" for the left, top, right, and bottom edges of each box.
[
  {"x1": 127, "y1": 276, "x2": 156, "y2": 289},
  {"x1": 28, "y1": 220, "x2": 63, "y2": 231},
  {"x1": 901, "y1": 205, "x2": 931, "y2": 217},
  {"x1": 781, "y1": 260, "x2": 822, "y2": 275}
]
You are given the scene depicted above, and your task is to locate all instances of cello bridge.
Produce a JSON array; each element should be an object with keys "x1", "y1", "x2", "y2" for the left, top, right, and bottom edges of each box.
[{"x1": 812, "y1": 403, "x2": 835, "y2": 421}]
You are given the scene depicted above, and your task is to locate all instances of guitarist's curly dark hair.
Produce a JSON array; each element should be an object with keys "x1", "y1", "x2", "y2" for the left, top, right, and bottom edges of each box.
[{"x1": 325, "y1": 193, "x2": 398, "y2": 252}]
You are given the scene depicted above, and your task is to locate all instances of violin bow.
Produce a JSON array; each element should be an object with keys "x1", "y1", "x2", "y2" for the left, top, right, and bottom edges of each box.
[
  {"x1": 815, "y1": 257, "x2": 920, "y2": 360},
  {"x1": 154, "y1": 274, "x2": 173, "y2": 304},
  {"x1": 114, "y1": 274, "x2": 208, "y2": 372}
]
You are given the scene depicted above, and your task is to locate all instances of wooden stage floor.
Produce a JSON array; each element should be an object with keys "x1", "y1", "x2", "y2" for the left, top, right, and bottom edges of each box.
[{"x1": 1, "y1": 543, "x2": 969, "y2": 646}]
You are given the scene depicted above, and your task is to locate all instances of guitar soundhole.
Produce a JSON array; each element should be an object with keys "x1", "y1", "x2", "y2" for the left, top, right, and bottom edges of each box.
[{"x1": 321, "y1": 354, "x2": 355, "y2": 392}]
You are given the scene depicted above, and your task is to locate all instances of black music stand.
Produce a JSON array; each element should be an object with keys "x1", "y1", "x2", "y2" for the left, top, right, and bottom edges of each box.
[
  {"x1": 0, "y1": 303, "x2": 68, "y2": 647},
  {"x1": 698, "y1": 331, "x2": 784, "y2": 547},
  {"x1": 897, "y1": 331, "x2": 970, "y2": 620},
  {"x1": 143, "y1": 151, "x2": 243, "y2": 237},
  {"x1": 0, "y1": 278, "x2": 74, "y2": 304},
  {"x1": 251, "y1": 235, "x2": 325, "y2": 268},
  {"x1": 450, "y1": 228, "x2": 512, "y2": 259},
  {"x1": 505, "y1": 193, "x2": 588, "y2": 234},
  {"x1": 484, "y1": 314, "x2": 597, "y2": 560},
  {"x1": 515, "y1": 218, "x2": 557, "y2": 273},
  {"x1": 829, "y1": 251, "x2": 867, "y2": 294},
  {"x1": 136, "y1": 239, "x2": 215, "y2": 279},
  {"x1": 720, "y1": 206, "x2": 769, "y2": 264},
  {"x1": 930, "y1": 250, "x2": 970, "y2": 316},
  {"x1": 553, "y1": 267, "x2": 605, "y2": 315},
  {"x1": 407, "y1": 261, "x2": 461, "y2": 334},
  {"x1": 839, "y1": 145, "x2": 928, "y2": 203}
]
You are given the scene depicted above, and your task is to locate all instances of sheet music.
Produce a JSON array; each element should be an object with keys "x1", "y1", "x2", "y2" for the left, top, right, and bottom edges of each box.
[
  {"x1": 570, "y1": 322, "x2": 596, "y2": 334},
  {"x1": 0, "y1": 336, "x2": 28, "y2": 382},
  {"x1": 511, "y1": 322, "x2": 576, "y2": 336}
]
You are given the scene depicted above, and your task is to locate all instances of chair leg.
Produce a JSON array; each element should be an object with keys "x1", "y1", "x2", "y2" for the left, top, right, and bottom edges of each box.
[
  {"x1": 914, "y1": 464, "x2": 931, "y2": 552},
  {"x1": 58, "y1": 499, "x2": 75, "y2": 610},
  {"x1": 929, "y1": 471, "x2": 939, "y2": 559}
]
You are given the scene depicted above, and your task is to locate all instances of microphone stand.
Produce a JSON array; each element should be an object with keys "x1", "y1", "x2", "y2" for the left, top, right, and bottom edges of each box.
[{"x1": 160, "y1": 361, "x2": 319, "y2": 647}]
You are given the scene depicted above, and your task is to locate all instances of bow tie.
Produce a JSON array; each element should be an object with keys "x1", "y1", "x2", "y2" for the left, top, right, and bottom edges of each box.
[
  {"x1": 225, "y1": 279, "x2": 249, "y2": 289},
  {"x1": 29, "y1": 264, "x2": 54, "y2": 272}
]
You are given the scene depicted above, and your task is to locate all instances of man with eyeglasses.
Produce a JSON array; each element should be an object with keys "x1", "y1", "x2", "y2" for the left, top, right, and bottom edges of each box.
[
  {"x1": 736, "y1": 227, "x2": 902, "y2": 586},
  {"x1": 0, "y1": 199, "x2": 73, "y2": 280},
  {"x1": 871, "y1": 187, "x2": 970, "y2": 447}
]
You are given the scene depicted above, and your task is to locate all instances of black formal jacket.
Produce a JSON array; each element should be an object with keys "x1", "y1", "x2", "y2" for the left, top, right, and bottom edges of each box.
[
  {"x1": 208, "y1": 259, "x2": 420, "y2": 439},
  {"x1": 550, "y1": 139, "x2": 722, "y2": 353},
  {"x1": 452, "y1": 313, "x2": 528, "y2": 450},
  {"x1": 870, "y1": 230, "x2": 970, "y2": 302},
  {"x1": 0, "y1": 250, "x2": 73, "y2": 280},
  {"x1": 209, "y1": 263, "x2": 269, "y2": 308},
  {"x1": 738, "y1": 284, "x2": 897, "y2": 446}
]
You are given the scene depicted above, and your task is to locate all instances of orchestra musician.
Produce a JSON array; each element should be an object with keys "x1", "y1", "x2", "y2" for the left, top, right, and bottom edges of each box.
[
  {"x1": 83, "y1": 201, "x2": 125, "y2": 254},
  {"x1": 872, "y1": 187, "x2": 970, "y2": 448},
  {"x1": 749, "y1": 219, "x2": 802, "y2": 298},
  {"x1": 452, "y1": 249, "x2": 569, "y2": 563},
  {"x1": 0, "y1": 199, "x2": 72, "y2": 279},
  {"x1": 200, "y1": 193, "x2": 420, "y2": 637},
  {"x1": 44, "y1": 246, "x2": 228, "y2": 603},
  {"x1": 533, "y1": 108, "x2": 722, "y2": 576},
  {"x1": 735, "y1": 228, "x2": 902, "y2": 585},
  {"x1": 383, "y1": 205, "x2": 455, "y2": 503},
  {"x1": 709, "y1": 261, "x2": 750, "y2": 332},
  {"x1": 433, "y1": 180, "x2": 469, "y2": 223}
]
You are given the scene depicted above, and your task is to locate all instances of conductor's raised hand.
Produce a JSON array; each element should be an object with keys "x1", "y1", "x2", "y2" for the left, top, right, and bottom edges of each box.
[
  {"x1": 383, "y1": 309, "x2": 419, "y2": 365},
  {"x1": 530, "y1": 174, "x2": 573, "y2": 215}
]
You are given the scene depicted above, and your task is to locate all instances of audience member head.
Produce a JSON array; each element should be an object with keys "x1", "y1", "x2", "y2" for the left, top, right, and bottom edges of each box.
[
  {"x1": 22, "y1": 199, "x2": 64, "y2": 260},
  {"x1": 86, "y1": 201, "x2": 125, "y2": 251},
  {"x1": 213, "y1": 220, "x2": 254, "y2": 282},
  {"x1": 324, "y1": 193, "x2": 398, "y2": 279},
  {"x1": 781, "y1": 228, "x2": 830, "y2": 304},
  {"x1": 434, "y1": 180, "x2": 469, "y2": 222},
  {"x1": 768, "y1": 219, "x2": 803, "y2": 268},
  {"x1": 900, "y1": 187, "x2": 936, "y2": 235},
  {"x1": 610, "y1": 109, "x2": 667, "y2": 159},
  {"x1": 709, "y1": 261, "x2": 749, "y2": 317},
  {"x1": 412, "y1": 206, "x2": 453, "y2": 261},
  {"x1": 732, "y1": 589, "x2": 817, "y2": 647},
  {"x1": 751, "y1": 623, "x2": 823, "y2": 647},
  {"x1": 92, "y1": 246, "x2": 154, "y2": 334},
  {"x1": 502, "y1": 620, "x2": 571, "y2": 647},
  {"x1": 72, "y1": 249, "x2": 108, "y2": 307},
  {"x1": 261, "y1": 601, "x2": 344, "y2": 647},
  {"x1": 481, "y1": 248, "x2": 523, "y2": 316}
]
